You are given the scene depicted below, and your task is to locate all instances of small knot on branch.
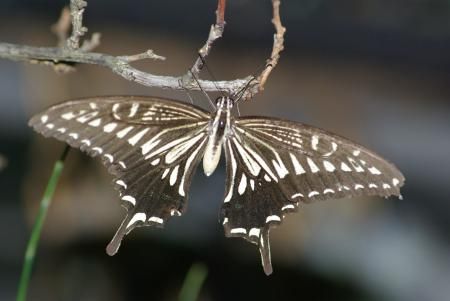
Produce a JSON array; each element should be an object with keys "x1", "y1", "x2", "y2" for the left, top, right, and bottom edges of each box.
[{"x1": 118, "y1": 50, "x2": 166, "y2": 63}]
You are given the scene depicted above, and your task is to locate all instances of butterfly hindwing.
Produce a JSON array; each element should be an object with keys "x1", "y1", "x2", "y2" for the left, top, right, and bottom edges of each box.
[
  {"x1": 29, "y1": 96, "x2": 210, "y2": 254},
  {"x1": 221, "y1": 116, "x2": 405, "y2": 274}
]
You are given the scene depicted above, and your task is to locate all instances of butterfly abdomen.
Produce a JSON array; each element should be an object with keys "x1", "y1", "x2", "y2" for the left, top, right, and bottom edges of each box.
[{"x1": 202, "y1": 97, "x2": 233, "y2": 176}]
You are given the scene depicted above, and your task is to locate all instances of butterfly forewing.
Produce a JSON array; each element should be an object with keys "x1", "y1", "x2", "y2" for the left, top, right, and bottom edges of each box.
[
  {"x1": 235, "y1": 117, "x2": 404, "y2": 199},
  {"x1": 29, "y1": 96, "x2": 210, "y2": 254}
]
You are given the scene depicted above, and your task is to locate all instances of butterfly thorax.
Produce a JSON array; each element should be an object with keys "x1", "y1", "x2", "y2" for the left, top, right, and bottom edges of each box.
[{"x1": 203, "y1": 97, "x2": 234, "y2": 176}]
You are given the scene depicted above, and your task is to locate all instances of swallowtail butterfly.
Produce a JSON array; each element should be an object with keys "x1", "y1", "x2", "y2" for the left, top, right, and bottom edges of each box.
[{"x1": 29, "y1": 95, "x2": 404, "y2": 275}]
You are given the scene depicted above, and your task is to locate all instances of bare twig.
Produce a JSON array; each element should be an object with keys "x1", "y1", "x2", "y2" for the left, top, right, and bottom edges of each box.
[
  {"x1": 187, "y1": 0, "x2": 227, "y2": 78},
  {"x1": 66, "y1": 0, "x2": 88, "y2": 50},
  {"x1": 50, "y1": 2, "x2": 100, "y2": 73},
  {"x1": 51, "y1": 7, "x2": 71, "y2": 48},
  {"x1": 80, "y1": 32, "x2": 101, "y2": 52},
  {"x1": 0, "y1": 43, "x2": 247, "y2": 92},
  {"x1": 119, "y1": 50, "x2": 166, "y2": 63},
  {"x1": 0, "y1": 0, "x2": 284, "y2": 96},
  {"x1": 244, "y1": 0, "x2": 286, "y2": 99}
]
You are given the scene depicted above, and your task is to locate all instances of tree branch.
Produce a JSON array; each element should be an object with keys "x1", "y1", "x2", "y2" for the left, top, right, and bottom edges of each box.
[
  {"x1": 66, "y1": 0, "x2": 88, "y2": 50},
  {"x1": 0, "y1": 43, "x2": 248, "y2": 92},
  {"x1": 0, "y1": 0, "x2": 284, "y2": 96},
  {"x1": 188, "y1": 0, "x2": 227, "y2": 78},
  {"x1": 244, "y1": 0, "x2": 286, "y2": 99}
]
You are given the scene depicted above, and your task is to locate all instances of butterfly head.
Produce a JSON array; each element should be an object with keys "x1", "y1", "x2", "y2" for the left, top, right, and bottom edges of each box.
[{"x1": 215, "y1": 96, "x2": 234, "y2": 111}]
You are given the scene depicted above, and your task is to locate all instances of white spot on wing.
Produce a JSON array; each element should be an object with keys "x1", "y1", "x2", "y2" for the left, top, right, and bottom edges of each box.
[
  {"x1": 171, "y1": 209, "x2": 182, "y2": 216},
  {"x1": 151, "y1": 158, "x2": 160, "y2": 166},
  {"x1": 169, "y1": 165, "x2": 179, "y2": 186},
  {"x1": 264, "y1": 174, "x2": 272, "y2": 182},
  {"x1": 40, "y1": 115, "x2": 48, "y2": 123},
  {"x1": 62, "y1": 112, "x2": 76, "y2": 120},
  {"x1": 148, "y1": 216, "x2": 163, "y2": 224},
  {"x1": 238, "y1": 173, "x2": 247, "y2": 195},
  {"x1": 121, "y1": 195, "x2": 136, "y2": 205},
  {"x1": 341, "y1": 162, "x2": 352, "y2": 172},
  {"x1": 383, "y1": 183, "x2": 391, "y2": 189},
  {"x1": 224, "y1": 142, "x2": 237, "y2": 203},
  {"x1": 128, "y1": 128, "x2": 149, "y2": 145},
  {"x1": 230, "y1": 228, "x2": 247, "y2": 235},
  {"x1": 57, "y1": 128, "x2": 66, "y2": 133},
  {"x1": 292, "y1": 193, "x2": 304, "y2": 199},
  {"x1": 46, "y1": 123, "x2": 54, "y2": 129},
  {"x1": 76, "y1": 111, "x2": 97, "y2": 123},
  {"x1": 290, "y1": 153, "x2": 306, "y2": 174},
  {"x1": 323, "y1": 160, "x2": 336, "y2": 172},
  {"x1": 369, "y1": 183, "x2": 378, "y2": 188},
  {"x1": 250, "y1": 179, "x2": 255, "y2": 191},
  {"x1": 92, "y1": 147, "x2": 103, "y2": 154},
  {"x1": 324, "y1": 188, "x2": 335, "y2": 194},
  {"x1": 308, "y1": 191, "x2": 319, "y2": 197},
  {"x1": 166, "y1": 134, "x2": 204, "y2": 164},
  {"x1": 116, "y1": 180, "x2": 127, "y2": 189},
  {"x1": 118, "y1": 161, "x2": 126, "y2": 169},
  {"x1": 348, "y1": 157, "x2": 364, "y2": 172},
  {"x1": 249, "y1": 228, "x2": 261, "y2": 237},
  {"x1": 88, "y1": 118, "x2": 102, "y2": 127},
  {"x1": 103, "y1": 122, "x2": 118, "y2": 133},
  {"x1": 323, "y1": 142, "x2": 338, "y2": 156},
  {"x1": 272, "y1": 159, "x2": 289, "y2": 178},
  {"x1": 126, "y1": 212, "x2": 146, "y2": 228},
  {"x1": 141, "y1": 139, "x2": 160, "y2": 155},
  {"x1": 116, "y1": 126, "x2": 133, "y2": 138},
  {"x1": 353, "y1": 150, "x2": 361, "y2": 156},
  {"x1": 282, "y1": 204, "x2": 295, "y2": 211},
  {"x1": 307, "y1": 157, "x2": 320, "y2": 173},
  {"x1": 112, "y1": 103, "x2": 120, "y2": 113},
  {"x1": 81, "y1": 139, "x2": 91, "y2": 146},
  {"x1": 222, "y1": 217, "x2": 229, "y2": 225},
  {"x1": 355, "y1": 184, "x2": 364, "y2": 190},
  {"x1": 233, "y1": 139, "x2": 261, "y2": 176},
  {"x1": 69, "y1": 133, "x2": 78, "y2": 139},
  {"x1": 104, "y1": 154, "x2": 114, "y2": 163},
  {"x1": 393, "y1": 178, "x2": 400, "y2": 186},
  {"x1": 179, "y1": 139, "x2": 206, "y2": 197},
  {"x1": 129, "y1": 103, "x2": 139, "y2": 117},
  {"x1": 242, "y1": 142, "x2": 278, "y2": 181},
  {"x1": 266, "y1": 215, "x2": 281, "y2": 223},
  {"x1": 369, "y1": 166, "x2": 382, "y2": 175},
  {"x1": 311, "y1": 135, "x2": 319, "y2": 150},
  {"x1": 162, "y1": 168, "x2": 170, "y2": 179}
]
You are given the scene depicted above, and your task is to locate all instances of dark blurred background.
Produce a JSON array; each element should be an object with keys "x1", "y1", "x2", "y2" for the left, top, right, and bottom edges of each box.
[{"x1": 1, "y1": 0, "x2": 450, "y2": 300}]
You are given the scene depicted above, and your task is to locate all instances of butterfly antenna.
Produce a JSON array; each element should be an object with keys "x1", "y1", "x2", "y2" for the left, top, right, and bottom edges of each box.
[
  {"x1": 236, "y1": 102, "x2": 241, "y2": 116},
  {"x1": 189, "y1": 69, "x2": 215, "y2": 110},
  {"x1": 232, "y1": 76, "x2": 257, "y2": 103},
  {"x1": 178, "y1": 78, "x2": 195, "y2": 104},
  {"x1": 232, "y1": 63, "x2": 274, "y2": 103},
  {"x1": 197, "y1": 54, "x2": 227, "y2": 97}
]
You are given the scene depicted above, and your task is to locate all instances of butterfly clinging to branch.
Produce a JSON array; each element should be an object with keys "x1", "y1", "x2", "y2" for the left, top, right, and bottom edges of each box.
[{"x1": 29, "y1": 95, "x2": 404, "y2": 275}]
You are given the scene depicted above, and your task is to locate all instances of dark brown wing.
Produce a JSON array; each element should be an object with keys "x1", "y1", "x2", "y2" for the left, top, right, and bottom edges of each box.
[
  {"x1": 221, "y1": 116, "x2": 405, "y2": 274},
  {"x1": 29, "y1": 96, "x2": 210, "y2": 255}
]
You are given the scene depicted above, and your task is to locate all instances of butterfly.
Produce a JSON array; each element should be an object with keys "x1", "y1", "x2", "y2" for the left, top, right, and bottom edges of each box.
[{"x1": 29, "y1": 95, "x2": 404, "y2": 275}]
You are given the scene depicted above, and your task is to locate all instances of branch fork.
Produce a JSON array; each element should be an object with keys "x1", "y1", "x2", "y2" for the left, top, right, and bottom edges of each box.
[{"x1": 0, "y1": 0, "x2": 285, "y2": 98}]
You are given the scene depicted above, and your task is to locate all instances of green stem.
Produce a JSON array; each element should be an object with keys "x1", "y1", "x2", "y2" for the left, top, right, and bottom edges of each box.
[
  {"x1": 16, "y1": 147, "x2": 69, "y2": 301},
  {"x1": 178, "y1": 263, "x2": 208, "y2": 301}
]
